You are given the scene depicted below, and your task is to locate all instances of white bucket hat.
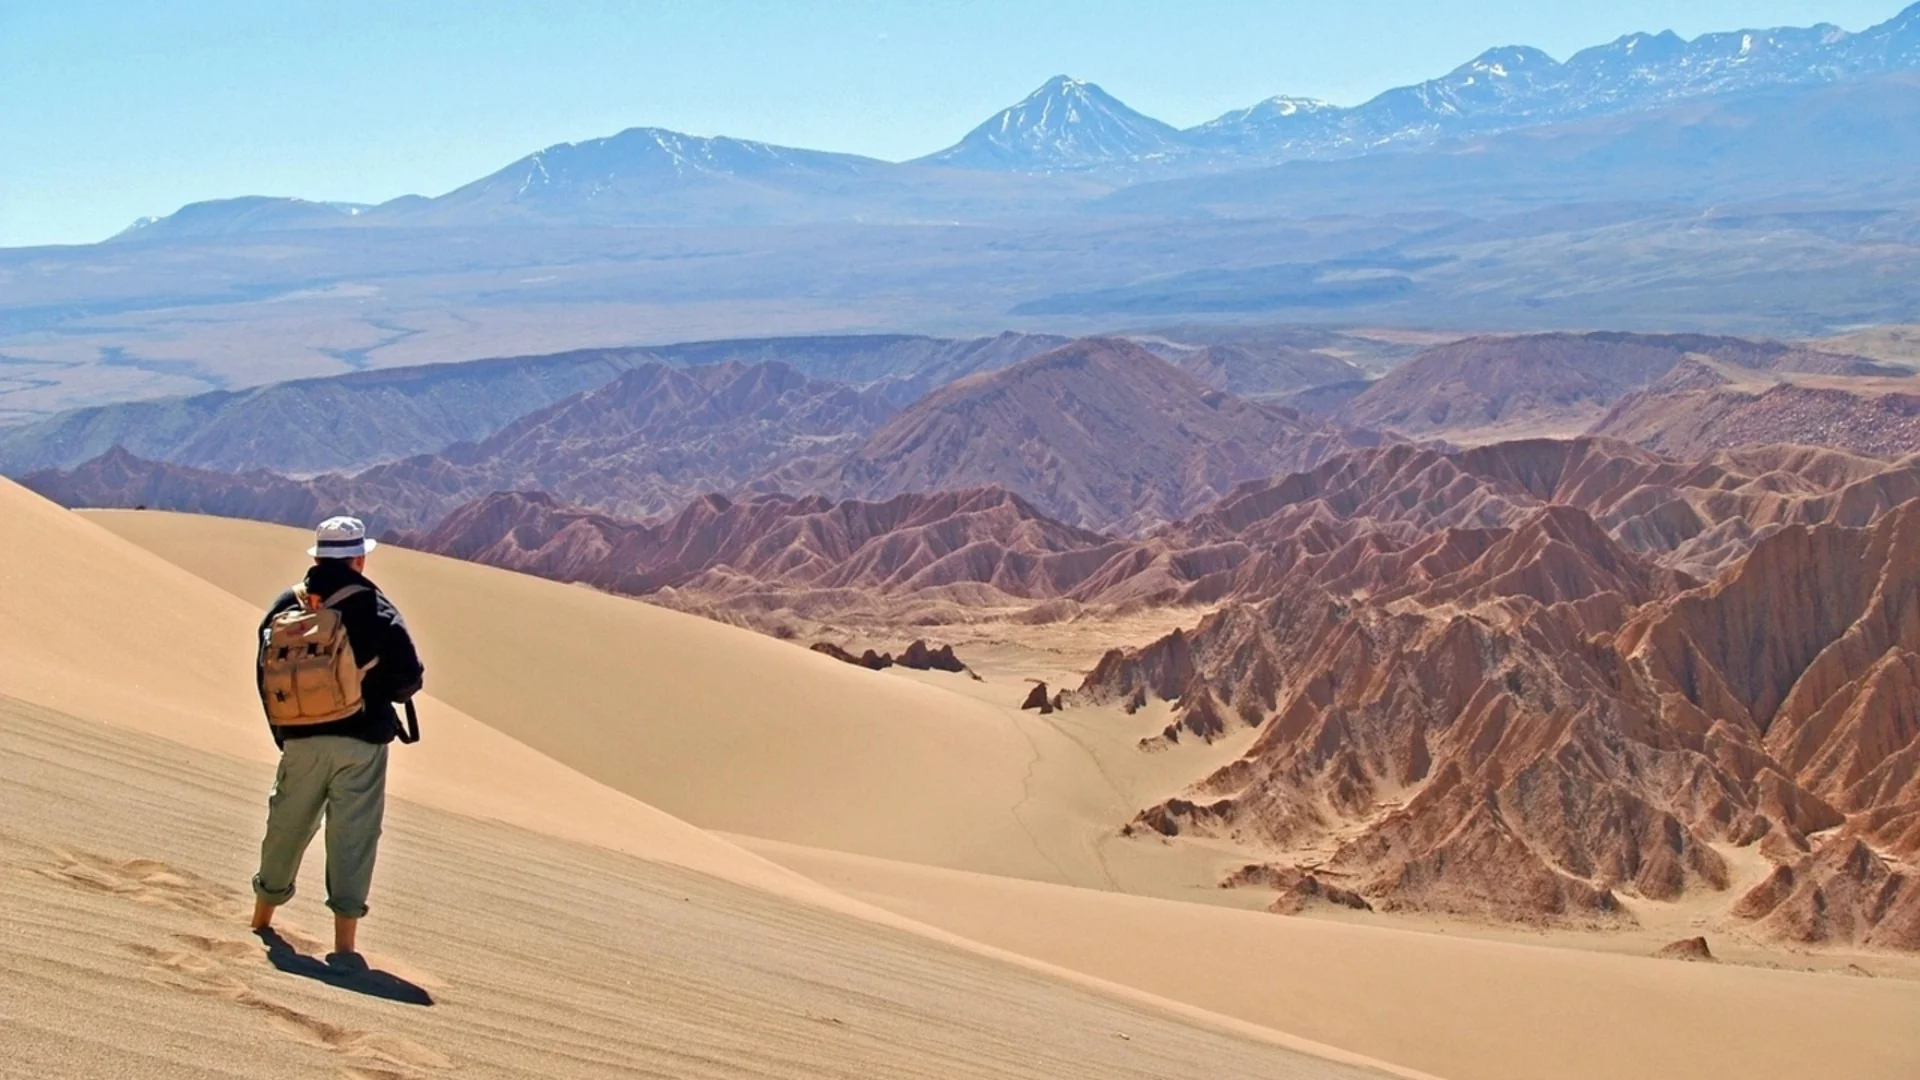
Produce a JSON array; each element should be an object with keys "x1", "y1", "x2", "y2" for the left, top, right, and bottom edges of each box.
[{"x1": 308, "y1": 515, "x2": 378, "y2": 558}]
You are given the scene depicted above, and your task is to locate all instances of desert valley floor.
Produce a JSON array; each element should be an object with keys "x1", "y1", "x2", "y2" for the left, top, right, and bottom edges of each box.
[{"x1": 6, "y1": 482, "x2": 1916, "y2": 1080}]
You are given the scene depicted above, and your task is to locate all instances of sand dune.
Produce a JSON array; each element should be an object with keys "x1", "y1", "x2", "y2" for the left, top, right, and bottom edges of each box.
[
  {"x1": 88, "y1": 504, "x2": 1920, "y2": 1080},
  {"x1": 0, "y1": 471, "x2": 806, "y2": 897},
  {"x1": 742, "y1": 838, "x2": 1920, "y2": 1080},
  {"x1": 86, "y1": 507, "x2": 1133, "y2": 885},
  {"x1": 4, "y1": 699, "x2": 1389, "y2": 1080},
  {"x1": 2, "y1": 478, "x2": 1406, "y2": 1077}
]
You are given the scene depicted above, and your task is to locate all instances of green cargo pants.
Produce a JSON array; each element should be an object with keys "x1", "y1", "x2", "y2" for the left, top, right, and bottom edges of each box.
[{"x1": 252, "y1": 736, "x2": 388, "y2": 919}]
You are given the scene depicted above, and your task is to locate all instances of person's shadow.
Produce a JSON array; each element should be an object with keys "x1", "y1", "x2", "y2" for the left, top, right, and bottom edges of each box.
[{"x1": 253, "y1": 928, "x2": 434, "y2": 1006}]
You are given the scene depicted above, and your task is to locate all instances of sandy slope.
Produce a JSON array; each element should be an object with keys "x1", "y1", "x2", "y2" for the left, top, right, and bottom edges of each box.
[
  {"x1": 1, "y1": 480, "x2": 1402, "y2": 1078},
  {"x1": 4, "y1": 697, "x2": 1391, "y2": 1080},
  {"x1": 85, "y1": 509, "x2": 1131, "y2": 886},
  {"x1": 742, "y1": 839, "x2": 1920, "y2": 1080}
]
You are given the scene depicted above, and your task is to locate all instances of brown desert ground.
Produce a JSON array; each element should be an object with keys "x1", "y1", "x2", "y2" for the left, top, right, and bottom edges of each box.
[{"x1": 71, "y1": 504, "x2": 1920, "y2": 1080}]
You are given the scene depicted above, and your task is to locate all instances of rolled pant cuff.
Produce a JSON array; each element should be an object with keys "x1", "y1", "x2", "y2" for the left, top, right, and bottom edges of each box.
[
  {"x1": 252, "y1": 874, "x2": 295, "y2": 906},
  {"x1": 325, "y1": 899, "x2": 369, "y2": 919}
]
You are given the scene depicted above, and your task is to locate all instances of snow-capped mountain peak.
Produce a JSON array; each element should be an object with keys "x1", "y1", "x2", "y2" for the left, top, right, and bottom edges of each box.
[
  {"x1": 916, "y1": 75, "x2": 1182, "y2": 172},
  {"x1": 1189, "y1": 2, "x2": 1920, "y2": 164},
  {"x1": 1458, "y1": 45, "x2": 1561, "y2": 78}
]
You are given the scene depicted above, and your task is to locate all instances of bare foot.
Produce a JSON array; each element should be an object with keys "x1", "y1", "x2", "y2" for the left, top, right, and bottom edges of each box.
[
  {"x1": 250, "y1": 897, "x2": 275, "y2": 931},
  {"x1": 333, "y1": 914, "x2": 358, "y2": 955},
  {"x1": 324, "y1": 950, "x2": 369, "y2": 972}
]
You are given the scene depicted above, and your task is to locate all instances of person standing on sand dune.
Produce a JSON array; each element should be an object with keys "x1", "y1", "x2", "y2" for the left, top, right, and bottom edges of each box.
[{"x1": 249, "y1": 516, "x2": 423, "y2": 958}]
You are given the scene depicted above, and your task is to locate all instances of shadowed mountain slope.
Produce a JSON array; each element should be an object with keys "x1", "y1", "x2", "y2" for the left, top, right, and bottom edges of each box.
[
  {"x1": 1337, "y1": 331, "x2": 1893, "y2": 441},
  {"x1": 0, "y1": 333, "x2": 1073, "y2": 477},
  {"x1": 0, "y1": 347, "x2": 659, "y2": 476},
  {"x1": 837, "y1": 338, "x2": 1382, "y2": 534},
  {"x1": 23, "y1": 361, "x2": 897, "y2": 531}
]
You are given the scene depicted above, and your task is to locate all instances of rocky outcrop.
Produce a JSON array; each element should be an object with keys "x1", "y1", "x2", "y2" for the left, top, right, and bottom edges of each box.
[
  {"x1": 1221, "y1": 864, "x2": 1374, "y2": 914},
  {"x1": 810, "y1": 639, "x2": 970, "y2": 675},
  {"x1": 401, "y1": 486, "x2": 1132, "y2": 618},
  {"x1": 810, "y1": 642, "x2": 895, "y2": 671},
  {"x1": 1020, "y1": 682, "x2": 1065, "y2": 714},
  {"x1": 1654, "y1": 937, "x2": 1716, "y2": 961},
  {"x1": 1733, "y1": 836, "x2": 1920, "y2": 950},
  {"x1": 897, "y1": 639, "x2": 967, "y2": 673},
  {"x1": 1086, "y1": 499, "x2": 1920, "y2": 941},
  {"x1": 1594, "y1": 377, "x2": 1920, "y2": 461},
  {"x1": 1149, "y1": 437, "x2": 1920, "y2": 585}
]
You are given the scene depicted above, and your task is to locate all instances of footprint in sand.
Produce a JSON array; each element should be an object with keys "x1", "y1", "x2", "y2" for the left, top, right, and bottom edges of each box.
[
  {"x1": 251, "y1": 994, "x2": 452, "y2": 1070},
  {"x1": 171, "y1": 933, "x2": 259, "y2": 960},
  {"x1": 131, "y1": 941, "x2": 451, "y2": 1071},
  {"x1": 40, "y1": 849, "x2": 246, "y2": 920},
  {"x1": 123, "y1": 942, "x2": 253, "y2": 1000},
  {"x1": 44, "y1": 847, "x2": 451, "y2": 1071}
]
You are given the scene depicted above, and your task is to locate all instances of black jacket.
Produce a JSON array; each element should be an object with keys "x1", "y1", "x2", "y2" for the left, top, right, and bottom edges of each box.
[{"x1": 257, "y1": 560, "x2": 424, "y2": 747}]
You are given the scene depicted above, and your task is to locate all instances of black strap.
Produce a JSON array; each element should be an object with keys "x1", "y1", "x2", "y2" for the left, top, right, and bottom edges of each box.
[
  {"x1": 320, "y1": 584, "x2": 370, "y2": 609},
  {"x1": 396, "y1": 698, "x2": 421, "y2": 744}
]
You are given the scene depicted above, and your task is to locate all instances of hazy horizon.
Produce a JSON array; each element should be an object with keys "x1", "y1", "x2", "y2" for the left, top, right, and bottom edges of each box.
[{"x1": 3, "y1": 0, "x2": 1909, "y2": 247}]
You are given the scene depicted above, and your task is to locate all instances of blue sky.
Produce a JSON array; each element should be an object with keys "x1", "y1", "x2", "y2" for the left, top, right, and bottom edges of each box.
[{"x1": 1, "y1": 1, "x2": 1907, "y2": 246}]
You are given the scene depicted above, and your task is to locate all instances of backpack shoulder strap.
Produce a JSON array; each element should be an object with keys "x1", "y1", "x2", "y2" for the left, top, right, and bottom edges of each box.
[
  {"x1": 321, "y1": 584, "x2": 380, "y2": 673},
  {"x1": 290, "y1": 583, "x2": 312, "y2": 610},
  {"x1": 319, "y1": 584, "x2": 370, "y2": 609}
]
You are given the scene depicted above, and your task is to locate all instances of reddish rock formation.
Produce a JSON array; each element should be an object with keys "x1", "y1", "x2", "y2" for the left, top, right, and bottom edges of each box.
[
  {"x1": 810, "y1": 642, "x2": 894, "y2": 671},
  {"x1": 1594, "y1": 370, "x2": 1920, "y2": 461},
  {"x1": 1221, "y1": 864, "x2": 1374, "y2": 914},
  {"x1": 836, "y1": 338, "x2": 1382, "y2": 534},
  {"x1": 1138, "y1": 437, "x2": 1920, "y2": 587},
  {"x1": 1733, "y1": 836, "x2": 1920, "y2": 950},
  {"x1": 1021, "y1": 680, "x2": 1052, "y2": 714},
  {"x1": 1654, "y1": 937, "x2": 1716, "y2": 961},
  {"x1": 400, "y1": 486, "x2": 1132, "y2": 613},
  {"x1": 810, "y1": 639, "x2": 970, "y2": 675},
  {"x1": 897, "y1": 639, "x2": 966, "y2": 673},
  {"x1": 1086, "y1": 499, "x2": 1920, "y2": 942}
]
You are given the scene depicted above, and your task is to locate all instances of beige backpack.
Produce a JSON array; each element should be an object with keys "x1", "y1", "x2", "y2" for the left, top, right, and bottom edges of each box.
[{"x1": 259, "y1": 583, "x2": 379, "y2": 726}]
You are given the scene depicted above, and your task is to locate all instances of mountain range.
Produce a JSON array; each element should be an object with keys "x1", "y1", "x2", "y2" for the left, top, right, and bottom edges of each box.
[
  {"x1": 108, "y1": 4, "x2": 1920, "y2": 236},
  {"x1": 0, "y1": 332, "x2": 1071, "y2": 476},
  {"x1": 23, "y1": 327, "x2": 1920, "y2": 540},
  {"x1": 20, "y1": 339, "x2": 1381, "y2": 535},
  {"x1": 13, "y1": 9, "x2": 1920, "y2": 425}
]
